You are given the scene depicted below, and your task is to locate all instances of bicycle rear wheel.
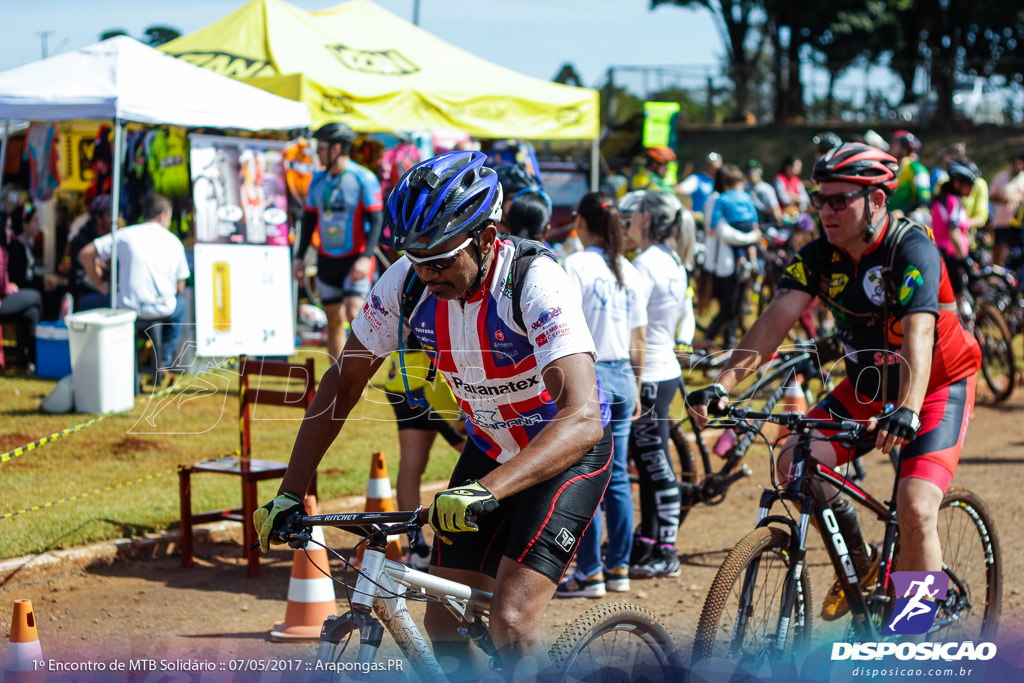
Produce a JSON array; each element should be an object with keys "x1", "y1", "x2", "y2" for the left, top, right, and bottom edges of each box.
[
  {"x1": 975, "y1": 303, "x2": 1015, "y2": 402},
  {"x1": 547, "y1": 602, "x2": 684, "y2": 683},
  {"x1": 691, "y1": 527, "x2": 812, "y2": 674},
  {"x1": 932, "y1": 488, "x2": 1002, "y2": 641}
]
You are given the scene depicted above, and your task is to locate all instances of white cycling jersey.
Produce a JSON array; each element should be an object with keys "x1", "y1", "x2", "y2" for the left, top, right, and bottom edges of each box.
[
  {"x1": 352, "y1": 238, "x2": 601, "y2": 463},
  {"x1": 633, "y1": 243, "x2": 695, "y2": 383},
  {"x1": 563, "y1": 247, "x2": 647, "y2": 362}
]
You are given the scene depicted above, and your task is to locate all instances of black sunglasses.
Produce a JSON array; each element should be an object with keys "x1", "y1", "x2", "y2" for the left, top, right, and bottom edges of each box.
[{"x1": 809, "y1": 188, "x2": 873, "y2": 212}]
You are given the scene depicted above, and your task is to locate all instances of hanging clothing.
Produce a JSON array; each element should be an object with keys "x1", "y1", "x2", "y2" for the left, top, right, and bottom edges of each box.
[
  {"x1": 123, "y1": 130, "x2": 152, "y2": 223},
  {"x1": 25, "y1": 125, "x2": 60, "y2": 202},
  {"x1": 85, "y1": 125, "x2": 113, "y2": 203},
  {"x1": 282, "y1": 139, "x2": 316, "y2": 210},
  {"x1": 147, "y1": 127, "x2": 191, "y2": 199},
  {"x1": 377, "y1": 141, "x2": 421, "y2": 199}
]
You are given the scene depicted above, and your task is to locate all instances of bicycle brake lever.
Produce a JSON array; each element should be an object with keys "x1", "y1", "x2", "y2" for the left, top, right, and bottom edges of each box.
[{"x1": 287, "y1": 531, "x2": 313, "y2": 550}]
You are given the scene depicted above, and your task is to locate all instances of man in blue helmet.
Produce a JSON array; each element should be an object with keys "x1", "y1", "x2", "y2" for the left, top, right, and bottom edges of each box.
[{"x1": 256, "y1": 151, "x2": 612, "y2": 679}]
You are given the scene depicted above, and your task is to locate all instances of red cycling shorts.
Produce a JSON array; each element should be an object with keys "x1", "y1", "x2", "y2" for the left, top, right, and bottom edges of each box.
[{"x1": 806, "y1": 374, "x2": 975, "y2": 493}]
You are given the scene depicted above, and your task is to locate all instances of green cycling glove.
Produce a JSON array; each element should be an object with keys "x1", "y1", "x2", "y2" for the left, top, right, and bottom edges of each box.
[
  {"x1": 428, "y1": 481, "x2": 499, "y2": 545},
  {"x1": 253, "y1": 491, "x2": 305, "y2": 553}
]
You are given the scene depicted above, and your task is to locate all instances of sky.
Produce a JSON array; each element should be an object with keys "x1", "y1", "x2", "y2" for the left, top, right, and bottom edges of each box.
[{"x1": 2, "y1": 0, "x2": 891, "y2": 107}]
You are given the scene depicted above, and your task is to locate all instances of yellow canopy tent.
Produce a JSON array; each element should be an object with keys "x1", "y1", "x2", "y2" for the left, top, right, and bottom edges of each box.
[{"x1": 160, "y1": 0, "x2": 598, "y2": 141}]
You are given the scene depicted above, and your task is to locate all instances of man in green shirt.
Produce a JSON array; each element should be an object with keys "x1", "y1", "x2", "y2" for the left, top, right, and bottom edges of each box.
[{"x1": 888, "y1": 130, "x2": 931, "y2": 219}]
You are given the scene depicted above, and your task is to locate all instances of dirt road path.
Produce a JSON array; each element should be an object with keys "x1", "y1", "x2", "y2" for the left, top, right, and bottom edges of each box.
[{"x1": 3, "y1": 390, "x2": 1023, "y2": 680}]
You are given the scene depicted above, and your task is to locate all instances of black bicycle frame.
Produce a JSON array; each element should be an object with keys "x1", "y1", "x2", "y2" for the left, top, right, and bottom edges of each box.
[
  {"x1": 747, "y1": 429, "x2": 903, "y2": 648},
  {"x1": 677, "y1": 348, "x2": 820, "y2": 508}
]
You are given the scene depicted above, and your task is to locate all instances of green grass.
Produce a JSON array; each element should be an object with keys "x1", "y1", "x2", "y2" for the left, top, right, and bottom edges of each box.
[{"x1": 0, "y1": 350, "x2": 461, "y2": 559}]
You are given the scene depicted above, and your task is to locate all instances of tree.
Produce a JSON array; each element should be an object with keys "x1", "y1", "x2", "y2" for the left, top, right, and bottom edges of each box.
[
  {"x1": 553, "y1": 63, "x2": 584, "y2": 87},
  {"x1": 98, "y1": 25, "x2": 181, "y2": 47},
  {"x1": 804, "y1": 2, "x2": 901, "y2": 120},
  {"x1": 651, "y1": 0, "x2": 768, "y2": 122},
  {"x1": 143, "y1": 26, "x2": 181, "y2": 47},
  {"x1": 647, "y1": 85, "x2": 706, "y2": 123}
]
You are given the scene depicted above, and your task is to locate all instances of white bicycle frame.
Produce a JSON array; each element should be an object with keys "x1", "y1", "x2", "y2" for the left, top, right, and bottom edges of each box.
[{"x1": 316, "y1": 546, "x2": 493, "y2": 683}]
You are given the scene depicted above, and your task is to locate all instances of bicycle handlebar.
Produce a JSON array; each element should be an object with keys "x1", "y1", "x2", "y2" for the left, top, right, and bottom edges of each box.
[
  {"x1": 710, "y1": 405, "x2": 870, "y2": 448},
  {"x1": 251, "y1": 507, "x2": 428, "y2": 551}
]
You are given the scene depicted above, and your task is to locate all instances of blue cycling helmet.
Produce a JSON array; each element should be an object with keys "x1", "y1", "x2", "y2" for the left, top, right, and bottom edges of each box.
[{"x1": 387, "y1": 150, "x2": 502, "y2": 251}]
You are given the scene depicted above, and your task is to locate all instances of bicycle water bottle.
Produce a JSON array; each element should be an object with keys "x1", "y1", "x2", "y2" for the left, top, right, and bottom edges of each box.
[{"x1": 713, "y1": 428, "x2": 737, "y2": 458}]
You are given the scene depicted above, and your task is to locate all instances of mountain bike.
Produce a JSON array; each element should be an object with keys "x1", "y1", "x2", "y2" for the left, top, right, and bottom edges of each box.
[
  {"x1": 669, "y1": 334, "x2": 847, "y2": 526},
  {"x1": 266, "y1": 509, "x2": 685, "y2": 682},
  {"x1": 961, "y1": 258, "x2": 1016, "y2": 402},
  {"x1": 690, "y1": 406, "x2": 1001, "y2": 675}
]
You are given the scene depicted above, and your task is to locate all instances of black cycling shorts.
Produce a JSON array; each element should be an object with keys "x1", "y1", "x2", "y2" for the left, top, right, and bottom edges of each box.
[
  {"x1": 316, "y1": 252, "x2": 373, "y2": 304},
  {"x1": 993, "y1": 226, "x2": 1021, "y2": 248},
  {"x1": 385, "y1": 389, "x2": 464, "y2": 447},
  {"x1": 431, "y1": 426, "x2": 613, "y2": 582}
]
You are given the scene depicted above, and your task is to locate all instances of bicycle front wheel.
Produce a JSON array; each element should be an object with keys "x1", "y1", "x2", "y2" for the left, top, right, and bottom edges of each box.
[
  {"x1": 547, "y1": 602, "x2": 684, "y2": 683},
  {"x1": 975, "y1": 303, "x2": 1015, "y2": 402},
  {"x1": 933, "y1": 488, "x2": 1002, "y2": 642},
  {"x1": 691, "y1": 527, "x2": 812, "y2": 674}
]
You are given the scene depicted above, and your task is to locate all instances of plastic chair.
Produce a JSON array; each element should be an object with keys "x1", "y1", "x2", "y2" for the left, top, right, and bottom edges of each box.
[{"x1": 178, "y1": 355, "x2": 317, "y2": 577}]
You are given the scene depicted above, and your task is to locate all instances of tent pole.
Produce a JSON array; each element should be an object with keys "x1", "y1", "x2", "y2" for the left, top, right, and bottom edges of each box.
[
  {"x1": 0, "y1": 119, "x2": 9, "y2": 193},
  {"x1": 590, "y1": 137, "x2": 599, "y2": 192},
  {"x1": 109, "y1": 118, "x2": 124, "y2": 309}
]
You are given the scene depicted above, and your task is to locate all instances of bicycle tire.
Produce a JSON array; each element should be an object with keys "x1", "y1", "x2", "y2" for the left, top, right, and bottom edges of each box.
[
  {"x1": 691, "y1": 527, "x2": 812, "y2": 673},
  {"x1": 932, "y1": 488, "x2": 1002, "y2": 642},
  {"x1": 975, "y1": 303, "x2": 1015, "y2": 402},
  {"x1": 547, "y1": 602, "x2": 684, "y2": 683}
]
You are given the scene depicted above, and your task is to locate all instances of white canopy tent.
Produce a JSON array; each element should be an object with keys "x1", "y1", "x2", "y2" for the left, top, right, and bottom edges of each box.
[{"x1": 0, "y1": 36, "x2": 311, "y2": 307}]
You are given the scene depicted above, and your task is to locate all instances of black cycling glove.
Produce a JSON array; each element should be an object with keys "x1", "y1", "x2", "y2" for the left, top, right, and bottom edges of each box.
[
  {"x1": 878, "y1": 407, "x2": 921, "y2": 442},
  {"x1": 686, "y1": 383, "x2": 730, "y2": 415}
]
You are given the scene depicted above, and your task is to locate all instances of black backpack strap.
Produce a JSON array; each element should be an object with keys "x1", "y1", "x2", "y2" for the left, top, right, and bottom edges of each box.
[
  {"x1": 878, "y1": 215, "x2": 926, "y2": 404},
  {"x1": 506, "y1": 236, "x2": 557, "y2": 332}
]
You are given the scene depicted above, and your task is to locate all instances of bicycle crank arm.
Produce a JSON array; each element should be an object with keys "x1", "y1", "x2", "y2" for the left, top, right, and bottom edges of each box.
[{"x1": 699, "y1": 464, "x2": 753, "y2": 505}]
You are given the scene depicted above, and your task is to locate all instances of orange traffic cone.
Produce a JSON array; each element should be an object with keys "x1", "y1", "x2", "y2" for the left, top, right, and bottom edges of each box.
[
  {"x1": 775, "y1": 377, "x2": 809, "y2": 441},
  {"x1": 6, "y1": 600, "x2": 42, "y2": 675},
  {"x1": 353, "y1": 452, "x2": 404, "y2": 567},
  {"x1": 269, "y1": 495, "x2": 337, "y2": 642}
]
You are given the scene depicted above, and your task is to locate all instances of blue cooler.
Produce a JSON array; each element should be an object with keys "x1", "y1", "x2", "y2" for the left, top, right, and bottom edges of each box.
[{"x1": 36, "y1": 321, "x2": 72, "y2": 379}]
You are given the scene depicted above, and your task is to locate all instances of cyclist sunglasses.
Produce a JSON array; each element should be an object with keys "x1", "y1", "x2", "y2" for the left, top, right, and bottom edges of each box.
[
  {"x1": 810, "y1": 188, "x2": 873, "y2": 211},
  {"x1": 405, "y1": 237, "x2": 474, "y2": 271}
]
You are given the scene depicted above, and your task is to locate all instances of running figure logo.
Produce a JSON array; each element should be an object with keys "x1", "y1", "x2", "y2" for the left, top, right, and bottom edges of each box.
[{"x1": 883, "y1": 571, "x2": 949, "y2": 635}]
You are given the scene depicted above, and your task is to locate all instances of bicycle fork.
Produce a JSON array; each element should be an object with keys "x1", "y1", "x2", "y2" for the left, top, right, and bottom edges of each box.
[
  {"x1": 319, "y1": 546, "x2": 449, "y2": 682},
  {"x1": 746, "y1": 490, "x2": 815, "y2": 660}
]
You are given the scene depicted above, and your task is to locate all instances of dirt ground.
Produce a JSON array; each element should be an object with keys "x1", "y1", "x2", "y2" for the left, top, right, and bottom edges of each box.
[{"x1": 3, "y1": 388, "x2": 1024, "y2": 681}]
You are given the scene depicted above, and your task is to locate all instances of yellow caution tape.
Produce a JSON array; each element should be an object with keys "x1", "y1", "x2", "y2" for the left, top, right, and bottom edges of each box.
[
  {"x1": 0, "y1": 357, "x2": 238, "y2": 464},
  {"x1": 1, "y1": 471, "x2": 171, "y2": 519}
]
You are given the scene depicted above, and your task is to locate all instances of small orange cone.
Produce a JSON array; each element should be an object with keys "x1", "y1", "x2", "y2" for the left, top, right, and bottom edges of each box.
[
  {"x1": 353, "y1": 452, "x2": 404, "y2": 567},
  {"x1": 269, "y1": 495, "x2": 337, "y2": 642},
  {"x1": 775, "y1": 377, "x2": 809, "y2": 441},
  {"x1": 6, "y1": 599, "x2": 42, "y2": 674}
]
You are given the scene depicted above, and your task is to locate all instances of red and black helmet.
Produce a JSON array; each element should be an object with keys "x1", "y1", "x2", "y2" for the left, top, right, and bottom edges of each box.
[
  {"x1": 812, "y1": 142, "x2": 899, "y2": 193},
  {"x1": 891, "y1": 129, "x2": 921, "y2": 153}
]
